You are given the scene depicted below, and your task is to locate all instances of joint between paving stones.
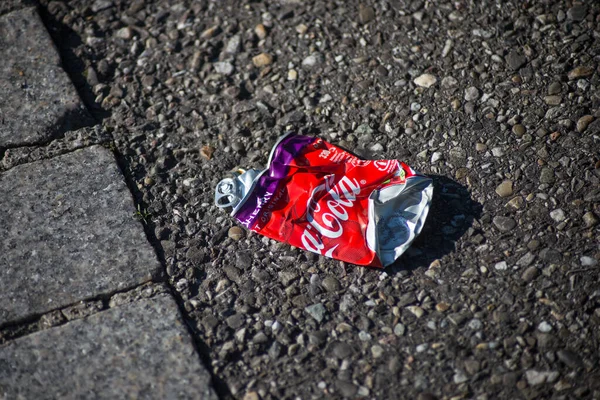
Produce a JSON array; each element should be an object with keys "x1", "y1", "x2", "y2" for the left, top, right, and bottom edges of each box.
[
  {"x1": 0, "y1": 127, "x2": 113, "y2": 172},
  {"x1": 109, "y1": 146, "x2": 234, "y2": 400},
  {"x1": 0, "y1": 282, "x2": 170, "y2": 345}
]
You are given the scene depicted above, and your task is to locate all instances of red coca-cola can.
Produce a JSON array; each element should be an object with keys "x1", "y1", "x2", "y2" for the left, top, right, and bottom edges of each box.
[{"x1": 215, "y1": 134, "x2": 433, "y2": 268}]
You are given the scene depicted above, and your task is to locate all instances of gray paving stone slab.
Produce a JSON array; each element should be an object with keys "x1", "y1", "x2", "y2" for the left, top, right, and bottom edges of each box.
[
  {"x1": 0, "y1": 294, "x2": 218, "y2": 400},
  {"x1": 0, "y1": 0, "x2": 34, "y2": 16},
  {"x1": 0, "y1": 145, "x2": 162, "y2": 326},
  {"x1": 0, "y1": 7, "x2": 92, "y2": 148}
]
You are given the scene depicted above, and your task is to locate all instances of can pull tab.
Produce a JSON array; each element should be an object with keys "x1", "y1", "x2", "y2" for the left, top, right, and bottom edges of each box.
[
  {"x1": 215, "y1": 177, "x2": 240, "y2": 208},
  {"x1": 215, "y1": 168, "x2": 262, "y2": 210}
]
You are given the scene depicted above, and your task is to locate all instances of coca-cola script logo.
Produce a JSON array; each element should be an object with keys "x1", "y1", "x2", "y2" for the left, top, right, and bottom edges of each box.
[
  {"x1": 301, "y1": 175, "x2": 361, "y2": 257},
  {"x1": 374, "y1": 160, "x2": 395, "y2": 172}
]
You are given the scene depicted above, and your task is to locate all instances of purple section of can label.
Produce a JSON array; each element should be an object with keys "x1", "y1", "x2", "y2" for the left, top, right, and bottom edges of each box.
[{"x1": 234, "y1": 134, "x2": 315, "y2": 228}]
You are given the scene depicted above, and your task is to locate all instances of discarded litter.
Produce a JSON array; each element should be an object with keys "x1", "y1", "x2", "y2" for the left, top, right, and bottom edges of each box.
[{"x1": 215, "y1": 133, "x2": 433, "y2": 267}]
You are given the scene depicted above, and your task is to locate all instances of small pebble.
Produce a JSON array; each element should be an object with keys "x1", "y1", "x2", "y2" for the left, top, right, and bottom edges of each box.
[
  {"x1": 557, "y1": 350, "x2": 583, "y2": 369},
  {"x1": 538, "y1": 321, "x2": 552, "y2": 332},
  {"x1": 580, "y1": 256, "x2": 597, "y2": 267},
  {"x1": 464, "y1": 101, "x2": 475, "y2": 114},
  {"x1": 252, "y1": 331, "x2": 268, "y2": 344},
  {"x1": 545, "y1": 107, "x2": 562, "y2": 120},
  {"x1": 305, "y1": 303, "x2": 326, "y2": 322},
  {"x1": 568, "y1": 66, "x2": 594, "y2": 80},
  {"x1": 517, "y1": 252, "x2": 535, "y2": 267},
  {"x1": 321, "y1": 276, "x2": 341, "y2": 292},
  {"x1": 371, "y1": 345, "x2": 384, "y2": 358},
  {"x1": 544, "y1": 96, "x2": 562, "y2": 106},
  {"x1": 521, "y1": 266, "x2": 539, "y2": 282},
  {"x1": 337, "y1": 381, "x2": 358, "y2": 398},
  {"x1": 302, "y1": 53, "x2": 323, "y2": 68},
  {"x1": 468, "y1": 319, "x2": 483, "y2": 330},
  {"x1": 332, "y1": 342, "x2": 353, "y2": 359},
  {"x1": 453, "y1": 371, "x2": 468, "y2": 384},
  {"x1": 547, "y1": 82, "x2": 561, "y2": 95},
  {"x1": 254, "y1": 23, "x2": 267, "y2": 39},
  {"x1": 506, "y1": 50, "x2": 527, "y2": 70},
  {"x1": 394, "y1": 323, "x2": 406, "y2": 336},
  {"x1": 252, "y1": 53, "x2": 273, "y2": 67},
  {"x1": 512, "y1": 124, "x2": 526, "y2": 136},
  {"x1": 576, "y1": 115, "x2": 594, "y2": 133},
  {"x1": 582, "y1": 211, "x2": 598, "y2": 227},
  {"x1": 539, "y1": 168, "x2": 555, "y2": 184},
  {"x1": 567, "y1": 4, "x2": 588, "y2": 21},
  {"x1": 507, "y1": 196, "x2": 524, "y2": 209},
  {"x1": 295, "y1": 24, "x2": 308, "y2": 34},
  {"x1": 359, "y1": 5, "x2": 375, "y2": 24},
  {"x1": 550, "y1": 209, "x2": 566, "y2": 223},
  {"x1": 464, "y1": 86, "x2": 480, "y2": 101},
  {"x1": 495, "y1": 180, "x2": 513, "y2": 197},
  {"x1": 243, "y1": 392, "x2": 259, "y2": 400},
  {"x1": 225, "y1": 35, "x2": 241, "y2": 54},
  {"x1": 495, "y1": 261, "x2": 508, "y2": 271},
  {"x1": 115, "y1": 27, "x2": 132, "y2": 40},
  {"x1": 491, "y1": 147, "x2": 504, "y2": 157},
  {"x1": 228, "y1": 226, "x2": 245, "y2": 240},
  {"x1": 414, "y1": 74, "x2": 437, "y2": 88},
  {"x1": 271, "y1": 320, "x2": 282, "y2": 332},
  {"x1": 376, "y1": 65, "x2": 389, "y2": 76},
  {"x1": 370, "y1": 143, "x2": 384, "y2": 152},
  {"x1": 214, "y1": 61, "x2": 234, "y2": 76},
  {"x1": 201, "y1": 25, "x2": 219, "y2": 39},
  {"x1": 287, "y1": 69, "x2": 298, "y2": 80},
  {"x1": 416, "y1": 343, "x2": 428, "y2": 353},
  {"x1": 555, "y1": 380, "x2": 572, "y2": 391},
  {"x1": 525, "y1": 370, "x2": 551, "y2": 386},
  {"x1": 200, "y1": 145, "x2": 215, "y2": 160},
  {"x1": 407, "y1": 306, "x2": 424, "y2": 318},
  {"x1": 431, "y1": 152, "x2": 443, "y2": 163},
  {"x1": 441, "y1": 76, "x2": 458, "y2": 88},
  {"x1": 493, "y1": 216, "x2": 516, "y2": 232}
]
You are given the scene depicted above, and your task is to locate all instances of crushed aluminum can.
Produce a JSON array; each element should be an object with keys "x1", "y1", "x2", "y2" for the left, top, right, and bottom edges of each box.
[{"x1": 215, "y1": 133, "x2": 433, "y2": 268}]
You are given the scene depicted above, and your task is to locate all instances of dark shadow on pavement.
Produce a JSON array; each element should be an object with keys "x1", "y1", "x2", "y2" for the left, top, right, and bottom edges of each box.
[
  {"x1": 46, "y1": 106, "x2": 96, "y2": 142},
  {"x1": 37, "y1": 3, "x2": 110, "y2": 123},
  {"x1": 385, "y1": 174, "x2": 483, "y2": 274}
]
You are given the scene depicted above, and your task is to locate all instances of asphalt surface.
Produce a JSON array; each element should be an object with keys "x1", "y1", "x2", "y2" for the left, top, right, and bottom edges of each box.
[{"x1": 4, "y1": 0, "x2": 600, "y2": 399}]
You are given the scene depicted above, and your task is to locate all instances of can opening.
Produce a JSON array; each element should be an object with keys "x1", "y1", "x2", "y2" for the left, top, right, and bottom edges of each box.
[
  {"x1": 214, "y1": 168, "x2": 264, "y2": 214},
  {"x1": 215, "y1": 178, "x2": 239, "y2": 208}
]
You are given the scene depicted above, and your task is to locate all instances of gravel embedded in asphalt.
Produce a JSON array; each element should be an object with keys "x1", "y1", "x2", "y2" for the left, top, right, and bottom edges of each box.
[{"x1": 3, "y1": 0, "x2": 599, "y2": 399}]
